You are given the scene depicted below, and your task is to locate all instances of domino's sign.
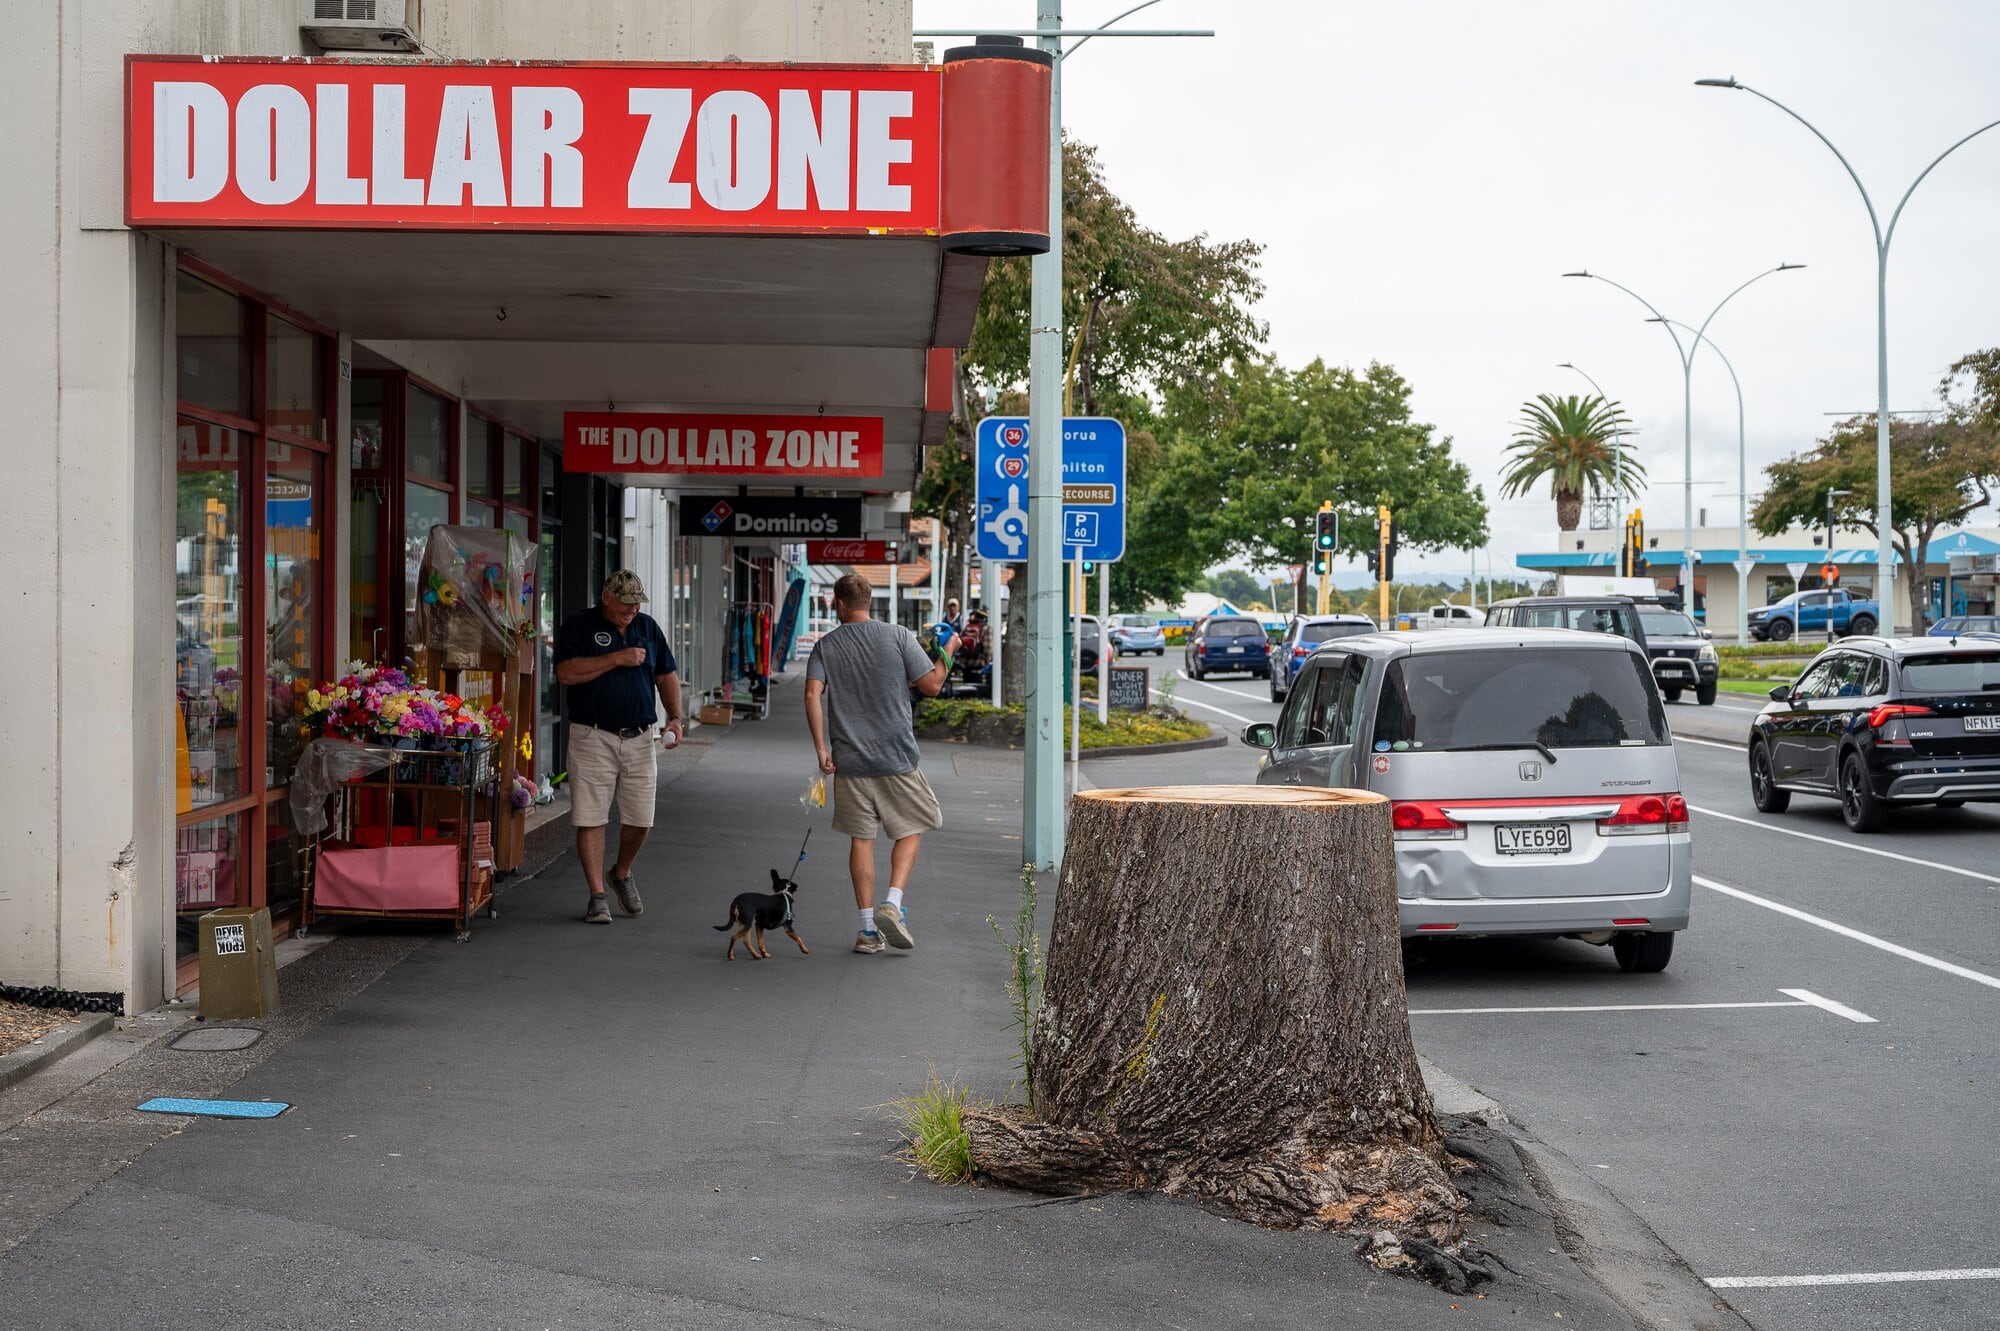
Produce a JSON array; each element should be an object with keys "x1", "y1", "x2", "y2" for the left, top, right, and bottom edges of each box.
[{"x1": 974, "y1": 417, "x2": 1125, "y2": 562}]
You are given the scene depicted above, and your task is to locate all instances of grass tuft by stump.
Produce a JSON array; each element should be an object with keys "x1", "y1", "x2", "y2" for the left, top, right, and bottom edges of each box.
[{"x1": 963, "y1": 785, "x2": 1469, "y2": 1254}]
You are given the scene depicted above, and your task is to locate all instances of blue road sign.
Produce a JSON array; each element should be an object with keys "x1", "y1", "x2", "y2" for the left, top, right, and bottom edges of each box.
[{"x1": 974, "y1": 416, "x2": 1126, "y2": 562}]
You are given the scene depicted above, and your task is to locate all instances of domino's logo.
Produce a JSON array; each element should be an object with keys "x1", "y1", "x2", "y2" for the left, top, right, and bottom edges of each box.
[{"x1": 702, "y1": 501, "x2": 733, "y2": 532}]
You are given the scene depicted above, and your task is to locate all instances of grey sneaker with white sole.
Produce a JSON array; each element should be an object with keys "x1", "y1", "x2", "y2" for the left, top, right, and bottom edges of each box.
[
  {"x1": 873, "y1": 904, "x2": 914, "y2": 949},
  {"x1": 583, "y1": 894, "x2": 612, "y2": 924}
]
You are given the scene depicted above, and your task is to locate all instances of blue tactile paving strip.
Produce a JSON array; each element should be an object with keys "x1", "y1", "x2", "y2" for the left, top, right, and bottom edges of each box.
[{"x1": 135, "y1": 1097, "x2": 291, "y2": 1119}]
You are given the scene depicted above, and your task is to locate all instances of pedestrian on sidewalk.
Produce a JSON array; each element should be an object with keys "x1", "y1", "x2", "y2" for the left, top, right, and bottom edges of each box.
[
  {"x1": 804, "y1": 572, "x2": 955, "y2": 954},
  {"x1": 553, "y1": 569, "x2": 685, "y2": 925}
]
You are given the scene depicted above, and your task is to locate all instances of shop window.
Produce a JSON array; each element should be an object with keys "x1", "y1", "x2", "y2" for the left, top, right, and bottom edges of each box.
[
  {"x1": 266, "y1": 316, "x2": 325, "y2": 441},
  {"x1": 504, "y1": 433, "x2": 527, "y2": 507},
  {"x1": 266, "y1": 441, "x2": 322, "y2": 789},
  {"x1": 176, "y1": 272, "x2": 249, "y2": 417},
  {"x1": 404, "y1": 483, "x2": 452, "y2": 646},
  {"x1": 177, "y1": 419, "x2": 247, "y2": 809},
  {"x1": 351, "y1": 377, "x2": 386, "y2": 470},
  {"x1": 176, "y1": 810, "x2": 245, "y2": 960},
  {"x1": 407, "y1": 385, "x2": 452, "y2": 482},
  {"x1": 467, "y1": 418, "x2": 495, "y2": 498},
  {"x1": 465, "y1": 501, "x2": 496, "y2": 528}
]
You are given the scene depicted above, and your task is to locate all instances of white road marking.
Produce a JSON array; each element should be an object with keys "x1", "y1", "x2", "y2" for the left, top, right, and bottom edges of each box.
[
  {"x1": 1690, "y1": 805, "x2": 2000, "y2": 890},
  {"x1": 1777, "y1": 988, "x2": 1877, "y2": 1023},
  {"x1": 1672, "y1": 734, "x2": 1746, "y2": 751},
  {"x1": 1708, "y1": 1267, "x2": 2000, "y2": 1290},
  {"x1": 1173, "y1": 668, "x2": 1267, "y2": 700},
  {"x1": 1151, "y1": 688, "x2": 1258, "y2": 726},
  {"x1": 1409, "y1": 1000, "x2": 1806, "y2": 1016},
  {"x1": 1695, "y1": 875, "x2": 2000, "y2": 992}
]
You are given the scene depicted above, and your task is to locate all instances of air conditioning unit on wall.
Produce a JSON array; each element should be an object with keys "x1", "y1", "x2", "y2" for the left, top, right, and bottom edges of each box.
[{"x1": 301, "y1": 0, "x2": 423, "y2": 53}]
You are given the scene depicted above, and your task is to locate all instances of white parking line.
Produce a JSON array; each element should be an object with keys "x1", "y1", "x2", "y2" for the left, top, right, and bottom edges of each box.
[
  {"x1": 1708, "y1": 1267, "x2": 2000, "y2": 1290},
  {"x1": 1777, "y1": 988, "x2": 1878, "y2": 1023},
  {"x1": 1690, "y1": 805, "x2": 2000, "y2": 890},
  {"x1": 1696, "y1": 875, "x2": 2000, "y2": 993},
  {"x1": 1410, "y1": 1000, "x2": 1805, "y2": 1015},
  {"x1": 1150, "y1": 688, "x2": 1258, "y2": 726},
  {"x1": 1408, "y1": 988, "x2": 1872, "y2": 1022}
]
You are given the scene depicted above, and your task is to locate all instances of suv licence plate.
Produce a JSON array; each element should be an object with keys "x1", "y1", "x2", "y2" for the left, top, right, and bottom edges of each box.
[
  {"x1": 1495, "y1": 823, "x2": 1572, "y2": 856},
  {"x1": 1966, "y1": 715, "x2": 2000, "y2": 733}
]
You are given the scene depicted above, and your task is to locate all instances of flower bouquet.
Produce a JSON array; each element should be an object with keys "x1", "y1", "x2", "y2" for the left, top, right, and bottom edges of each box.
[{"x1": 300, "y1": 663, "x2": 506, "y2": 747}]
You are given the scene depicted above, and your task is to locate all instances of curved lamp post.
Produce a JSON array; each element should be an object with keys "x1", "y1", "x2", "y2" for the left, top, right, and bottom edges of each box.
[
  {"x1": 1562, "y1": 264, "x2": 1803, "y2": 618},
  {"x1": 1556, "y1": 361, "x2": 1631, "y2": 527},
  {"x1": 1654, "y1": 319, "x2": 1752, "y2": 644},
  {"x1": 1697, "y1": 77, "x2": 2000, "y2": 628}
]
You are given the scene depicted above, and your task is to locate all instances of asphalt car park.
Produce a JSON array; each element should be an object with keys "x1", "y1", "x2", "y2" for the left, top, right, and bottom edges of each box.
[{"x1": 1081, "y1": 655, "x2": 2000, "y2": 1330}]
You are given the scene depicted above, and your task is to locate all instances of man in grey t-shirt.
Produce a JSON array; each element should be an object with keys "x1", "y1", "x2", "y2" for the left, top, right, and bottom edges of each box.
[{"x1": 804, "y1": 572, "x2": 956, "y2": 954}]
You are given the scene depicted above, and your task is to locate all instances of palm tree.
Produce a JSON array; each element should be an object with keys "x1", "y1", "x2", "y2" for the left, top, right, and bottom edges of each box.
[{"x1": 1499, "y1": 394, "x2": 1642, "y2": 531}]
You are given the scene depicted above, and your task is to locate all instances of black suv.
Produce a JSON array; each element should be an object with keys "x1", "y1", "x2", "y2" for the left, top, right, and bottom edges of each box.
[
  {"x1": 1749, "y1": 637, "x2": 2000, "y2": 832},
  {"x1": 1632, "y1": 601, "x2": 1720, "y2": 705}
]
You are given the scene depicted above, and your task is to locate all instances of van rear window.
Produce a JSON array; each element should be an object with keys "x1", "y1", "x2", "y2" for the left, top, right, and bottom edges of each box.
[
  {"x1": 1901, "y1": 653, "x2": 2000, "y2": 694},
  {"x1": 1373, "y1": 649, "x2": 1667, "y2": 750}
]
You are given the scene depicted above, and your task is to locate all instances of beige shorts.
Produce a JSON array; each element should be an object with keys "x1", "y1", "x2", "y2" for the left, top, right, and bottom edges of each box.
[
  {"x1": 567, "y1": 724, "x2": 659, "y2": 828},
  {"x1": 832, "y1": 769, "x2": 944, "y2": 841}
]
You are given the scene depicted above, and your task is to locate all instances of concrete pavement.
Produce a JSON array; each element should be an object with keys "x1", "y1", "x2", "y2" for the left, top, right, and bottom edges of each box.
[{"x1": 0, "y1": 680, "x2": 1728, "y2": 1329}]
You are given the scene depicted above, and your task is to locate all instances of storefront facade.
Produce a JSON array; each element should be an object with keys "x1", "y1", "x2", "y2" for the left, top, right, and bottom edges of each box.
[{"x1": 2, "y1": 1, "x2": 1048, "y2": 1010}]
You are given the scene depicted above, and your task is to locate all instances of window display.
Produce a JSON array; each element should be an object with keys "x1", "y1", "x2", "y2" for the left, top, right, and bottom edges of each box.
[{"x1": 177, "y1": 419, "x2": 246, "y2": 809}]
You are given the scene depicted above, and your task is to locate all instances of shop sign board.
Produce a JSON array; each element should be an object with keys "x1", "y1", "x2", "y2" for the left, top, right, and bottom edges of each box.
[
  {"x1": 563, "y1": 412, "x2": 884, "y2": 478},
  {"x1": 974, "y1": 416, "x2": 1125, "y2": 562},
  {"x1": 806, "y1": 540, "x2": 890, "y2": 564},
  {"x1": 682, "y1": 495, "x2": 863, "y2": 540},
  {"x1": 127, "y1": 58, "x2": 941, "y2": 234},
  {"x1": 1107, "y1": 667, "x2": 1150, "y2": 712}
]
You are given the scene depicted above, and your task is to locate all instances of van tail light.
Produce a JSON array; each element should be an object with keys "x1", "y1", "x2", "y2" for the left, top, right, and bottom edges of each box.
[
  {"x1": 1391, "y1": 801, "x2": 1466, "y2": 841},
  {"x1": 1597, "y1": 793, "x2": 1689, "y2": 836},
  {"x1": 1867, "y1": 703, "x2": 1932, "y2": 729}
]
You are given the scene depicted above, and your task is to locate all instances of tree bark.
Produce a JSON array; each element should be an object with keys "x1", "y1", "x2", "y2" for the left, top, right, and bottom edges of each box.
[
  {"x1": 1555, "y1": 486, "x2": 1582, "y2": 531},
  {"x1": 1001, "y1": 562, "x2": 1029, "y2": 698},
  {"x1": 966, "y1": 786, "x2": 1466, "y2": 1247}
]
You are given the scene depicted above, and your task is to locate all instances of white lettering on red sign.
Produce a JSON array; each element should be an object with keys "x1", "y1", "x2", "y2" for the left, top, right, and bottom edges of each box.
[
  {"x1": 130, "y1": 60, "x2": 939, "y2": 233},
  {"x1": 563, "y1": 412, "x2": 885, "y2": 478}
]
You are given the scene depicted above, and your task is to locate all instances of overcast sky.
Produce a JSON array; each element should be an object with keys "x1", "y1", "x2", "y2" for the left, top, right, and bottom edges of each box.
[{"x1": 914, "y1": 0, "x2": 2000, "y2": 580}]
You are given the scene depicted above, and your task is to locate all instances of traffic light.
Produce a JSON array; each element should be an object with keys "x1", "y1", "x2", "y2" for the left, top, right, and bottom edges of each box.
[
  {"x1": 1376, "y1": 505, "x2": 1395, "y2": 583},
  {"x1": 1363, "y1": 549, "x2": 1377, "y2": 576},
  {"x1": 1081, "y1": 560, "x2": 1096, "y2": 575},
  {"x1": 1314, "y1": 507, "x2": 1338, "y2": 551},
  {"x1": 1313, "y1": 552, "x2": 1331, "y2": 577},
  {"x1": 1623, "y1": 509, "x2": 1647, "y2": 577}
]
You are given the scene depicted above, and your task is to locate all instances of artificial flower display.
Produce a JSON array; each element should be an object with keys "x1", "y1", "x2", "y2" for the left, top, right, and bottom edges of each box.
[{"x1": 300, "y1": 663, "x2": 506, "y2": 746}]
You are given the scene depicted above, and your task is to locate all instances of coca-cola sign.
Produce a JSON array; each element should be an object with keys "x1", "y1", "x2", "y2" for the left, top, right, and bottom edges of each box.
[{"x1": 806, "y1": 540, "x2": 889, "y2": 563}]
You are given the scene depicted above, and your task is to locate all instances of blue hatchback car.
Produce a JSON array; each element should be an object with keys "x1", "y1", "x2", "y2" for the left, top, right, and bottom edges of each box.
[
  {"x1": 1271, "y1": 614, "x2": 1378, "y2": 701},
  {"x1": 1106, "y1": 613, "x2": 1168, "y2": 656},
  {"x1": 1183, "y1": 616, "x2": 1272, "y2": 680}
]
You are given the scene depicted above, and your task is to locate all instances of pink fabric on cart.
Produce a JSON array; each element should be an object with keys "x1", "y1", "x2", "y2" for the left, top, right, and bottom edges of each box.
[{"x1": 315, "y1": 843, "x2": 462, "y2": 911}]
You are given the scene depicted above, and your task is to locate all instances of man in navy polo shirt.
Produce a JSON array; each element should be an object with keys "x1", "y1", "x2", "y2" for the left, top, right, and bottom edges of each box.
[{"x1": 553, "y1": 570, "x2": 684, "y2": 925}]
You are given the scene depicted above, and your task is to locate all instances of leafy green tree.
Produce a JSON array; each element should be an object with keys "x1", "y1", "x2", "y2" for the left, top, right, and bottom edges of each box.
[
  {"x1": 1752, "y1": 415, "x2": 1998, "y2": 633},
  {"x1": 1162, "y1": 358, "x2": 1489, "y2": 609},
  {"x1": 1202, "y1": 568, "x2": 1265, "y2": 608},
  {"x1": 1498, "y1": 394, "x2": 1641, "y2": 532}
]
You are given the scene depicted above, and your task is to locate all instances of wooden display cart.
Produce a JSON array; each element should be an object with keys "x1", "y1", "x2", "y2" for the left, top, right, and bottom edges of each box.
[
  {"x1": 425, "y1": 638, "x2": 534, "y2": 872},
  {"x1": 300, "y1": 738, "x2": 498, "y2": 941}
]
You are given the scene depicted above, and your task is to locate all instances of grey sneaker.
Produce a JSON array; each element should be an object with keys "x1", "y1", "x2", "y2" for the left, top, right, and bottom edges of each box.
[
  {"x1": 583, "y1": 894, "x2": 612, "y2": 924},
  {"x1": 852, "y1": 930, "x2": 884, "y2": 954},
  {"x1": 873, "y1": 904, "x2": 914, "y2": 949},
  {"x1": 609, "y1": 872, "x2": 643, "y2": 917}
]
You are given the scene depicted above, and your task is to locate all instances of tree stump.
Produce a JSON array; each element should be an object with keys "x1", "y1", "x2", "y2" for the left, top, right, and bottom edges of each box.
[{"x1": 965, "y1": 786, "x2": 1466, "y2": 1247}]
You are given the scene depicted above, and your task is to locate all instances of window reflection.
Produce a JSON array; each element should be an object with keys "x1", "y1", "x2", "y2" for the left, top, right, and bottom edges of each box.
[
  {"x1": 266, "y1": 441, "x2": 321, "y2": 789},
  {"x1": 176, "y1": 419, "x2": 246, "y2": 808}
]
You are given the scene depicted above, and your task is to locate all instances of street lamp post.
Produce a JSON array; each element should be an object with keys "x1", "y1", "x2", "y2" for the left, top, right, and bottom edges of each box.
[
  {"x1": 1697, "y1": 78, "x2": 2000, "y2": 631},
  {"x1": 1654, "y1": 320, "x2": 1753, "y2": 644},
  {"x1": 1556, "y1": 361, "x2": 1629, "y2": 528},
  {"x1": 1563, "y1": 264, "x2": 1803, "y2": 622},
  {"x1": 1825, "y1": 486, "x2": 1853, "y2": 644}
]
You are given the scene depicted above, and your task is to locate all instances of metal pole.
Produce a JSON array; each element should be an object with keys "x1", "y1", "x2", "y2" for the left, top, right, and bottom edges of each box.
[
  {"x1": 1663, "y1": 320, "x2": 1753, "y2": 644},
  {"x1": 985, "y1": 557, "x2": 1002, "y2": 705},
  {"x1": 1070, "y1": 549, "x2": 1083, "y2": 797},
  {"x1": 1023, "y1": 0, "x2": 1065, "y2": 871},
  {"x1": 1098, "y1": 561, "x2": 1109, "y2": 725}
]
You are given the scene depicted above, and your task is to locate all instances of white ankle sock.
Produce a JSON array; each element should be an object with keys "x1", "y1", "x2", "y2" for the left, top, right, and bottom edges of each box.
[
  {"x1": 859, "y1": 907, "x2": 877, "y2": 934},
  {"x1": 886, "y1": 886, "x2": 905, "y2": 910}
]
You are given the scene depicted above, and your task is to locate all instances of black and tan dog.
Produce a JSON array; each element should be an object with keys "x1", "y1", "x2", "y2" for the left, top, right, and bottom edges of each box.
[{"x1": 714, "y1": 870, "x2": 809, "y2": 960}]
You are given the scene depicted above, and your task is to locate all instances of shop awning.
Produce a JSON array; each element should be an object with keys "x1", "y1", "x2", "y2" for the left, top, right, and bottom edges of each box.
[{"x1": 130, "y1": 51, "x2": 1052, "y2": 498}]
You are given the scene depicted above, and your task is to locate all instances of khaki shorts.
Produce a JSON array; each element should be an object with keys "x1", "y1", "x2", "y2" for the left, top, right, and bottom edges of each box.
[
  {"x1": 832, "y1": 769, "x2": 944, "y2": 841},
  {"x1": 567, "y1": 724, "x2": 659, "y2": 828}
]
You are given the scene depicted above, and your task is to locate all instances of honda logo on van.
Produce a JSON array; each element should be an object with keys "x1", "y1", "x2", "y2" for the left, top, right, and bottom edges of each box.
[{"x1": 1518, "y1": 761, "x2": 1543, "y2": 782}]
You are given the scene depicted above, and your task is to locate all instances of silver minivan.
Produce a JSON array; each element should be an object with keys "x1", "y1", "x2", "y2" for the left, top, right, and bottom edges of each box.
[{"x1": 1242, "y1": 628, "x2": 1691, "y2": 971}]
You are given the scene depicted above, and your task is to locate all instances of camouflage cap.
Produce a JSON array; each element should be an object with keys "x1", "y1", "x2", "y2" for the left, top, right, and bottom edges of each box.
[{"x1": 603, "y1": 569, "x2": 648, "y2": 604}]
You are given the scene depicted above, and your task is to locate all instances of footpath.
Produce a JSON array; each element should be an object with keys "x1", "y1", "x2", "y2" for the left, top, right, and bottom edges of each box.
[{"x1": 0, "y1": 680, "x2": 1741, "y2": 1330}]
